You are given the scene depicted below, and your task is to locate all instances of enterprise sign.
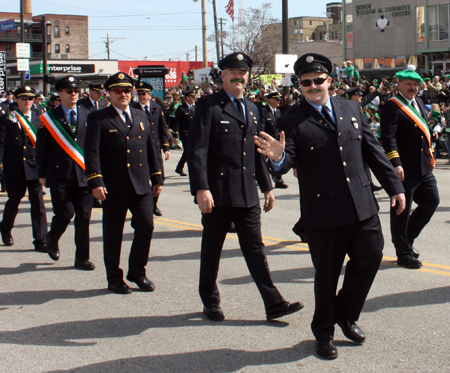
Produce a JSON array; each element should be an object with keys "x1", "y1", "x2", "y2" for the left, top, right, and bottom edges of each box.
[{"x1": 356, "y1": 4, "x2": 412, "y2": 17}]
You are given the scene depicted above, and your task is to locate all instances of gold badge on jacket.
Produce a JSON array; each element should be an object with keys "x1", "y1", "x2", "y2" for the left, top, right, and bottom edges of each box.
[{"x1": 140, "y1": 122, "x2": 144, "y2": 130}]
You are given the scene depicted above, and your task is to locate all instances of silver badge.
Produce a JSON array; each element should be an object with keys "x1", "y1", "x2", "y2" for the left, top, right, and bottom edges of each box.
[
  {"x1": 306, "y1": 56, "x2": 314, "y2": 63},
  {"x1": 68, "y1": 77, "x2": 74, "y2": 82},
  {"x1": 237, "y1": 54, "x2": 244, "y2": 61},
  {"x1": 351, "y1": 117, "x2": 358, "y2": 129}
]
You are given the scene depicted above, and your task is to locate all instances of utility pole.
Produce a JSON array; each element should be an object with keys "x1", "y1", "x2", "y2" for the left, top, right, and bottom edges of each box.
[
  {"x1": 212, "y1": 0, "x2": 220, "y2": 64},
  {"x1": 282, "y1": 0, "x2": 289, "y2": 110},
  {"x1": 219, "y1": 18, "x2": 225, "y2": 60},
  {"x1": 102, "y1": 34, "x2": 124, "y2": 60},
  {"x1": 20, "y1": 0, "x2": 25, "y2": 86},
  {"x1": 195, "y1": 45, "x2": 198, "y2": 62},
  {"x1": 201, "y1": 0, "x2": 207, "y2": 67}
]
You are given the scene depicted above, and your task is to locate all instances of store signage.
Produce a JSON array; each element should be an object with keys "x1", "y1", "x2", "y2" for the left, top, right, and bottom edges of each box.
[
  {"x1": 0, "y1": 19, "x2": 16, "y2": 32},
  {"x1": 0, "y1": 52, "x2": 6, "y2": 95},
  {"x1": 356, "y1": 4, "x2": 412, "y2": 17},
  {"x1": 47, "y1": 64, "x2": 95, "y2": 74},
  {"x1": 16, "y1": 43, "x2": 30, "y2": 58}
]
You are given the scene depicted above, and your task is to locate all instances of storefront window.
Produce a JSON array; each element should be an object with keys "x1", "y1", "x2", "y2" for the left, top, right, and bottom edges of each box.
[
  {"x1": 417, "y1": 6, "x2": 425, "y2": 42},
  {"x1": 363, "y1": 58, "x2": 373, "y2": 70},
  {"x1": 395, "y1": 56, "x2": 406, "y2": 68},
  {"x1": 428, "y1": 5, "x2": 450, "y2": 41},
  {"x1": 429, "y1": 6, "x2": 438, "y2": 41},
  {"x1": 439, "y1": 4, "x2": 449, "y2": 40},
  {"x1": 374, "y1": 57, "x2": 384, "y2": 69},
  {"x1": 346, "y1": 14, "x2": 353, "y2": 48},
  {"x1": 354, "y1": 58, "x2": 363, "y2": 70},
  {"x1": 385, "y1": 58, "x2": 395, "y2": 68}
]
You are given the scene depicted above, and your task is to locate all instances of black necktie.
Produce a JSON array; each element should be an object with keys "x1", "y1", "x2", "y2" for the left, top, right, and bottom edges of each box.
[
  {"x1": 321, "y1": 106, "x2": 335, "y2": 128},
  {"x1": 70, "y1": 110, "x2": 77, "y2": 133},
  {"x1": 234, "y1": 98, "x2": 245, "y2": 121},
  {"x1": 144, "y1": 105, "x2": 150, "y2": 115},
  {"x1": 123, "y1": 111, "x2": 132, "y2": 128}
]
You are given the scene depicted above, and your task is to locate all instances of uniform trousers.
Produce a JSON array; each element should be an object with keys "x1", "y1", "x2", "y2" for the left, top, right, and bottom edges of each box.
[
  {"x1": 153, "y1": 148, "x2": 165, "y2": 207},
  {"x1": 176, "y1": 132, "x2": 188, "y2": 172},
  {"x1": 306, "y1": 214, "x2": 383, "y2": 342},
  {"x1": 199, "y1": 205, "x2": 284, "y2": 309},
  {"x1": 48, "y1": 186, "x2": 93, "y2": 260},
  {"x1": 102, "y1": 192, "x2": 154, "y2": 285},
  {"x1": 0, "y1": 179, "x2": 47, "y2": 242},
  {"x1": 391, "y1": 172, "x2": 439, "y2": 260}
]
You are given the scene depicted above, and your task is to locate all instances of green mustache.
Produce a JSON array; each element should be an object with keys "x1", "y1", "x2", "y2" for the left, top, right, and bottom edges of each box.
[
  {"x1": 307, "y1": 89, "x2": 322, "y2": 93},
  {"x1": 231, "y1": 78, "x2": 245, "y2": 84}
]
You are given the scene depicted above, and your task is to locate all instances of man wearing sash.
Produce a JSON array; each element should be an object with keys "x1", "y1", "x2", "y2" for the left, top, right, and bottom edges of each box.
[
  {"x1": 36, "y1": 76, "x2": 95, "y2": 271},
  {"x1": 84, "y1": 72, "x2": 163, "y2": 294},
  {"x1": 0, "y1": 86, "x2": 47, "y2": 251},
  {"x1": 381, "y1": 66, "x2": 440, "y2": 269},
  {"x1": 255, "y1": 53, "x2": 405, "y2": 359}
]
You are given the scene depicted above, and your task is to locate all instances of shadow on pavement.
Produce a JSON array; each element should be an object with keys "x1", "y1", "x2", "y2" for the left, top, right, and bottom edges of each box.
[
  {"x1": 363, "y1": 286, "x2": 450, "y2": 312},
  {"x1": 0, "y1": 313, "x2": 290, "y2": 347},
  {"x1": 0, "y1": 263, "x2": 73, "y2": 276},
  {"x1": 47, "y1": 341, "x2": 315, "y2": 372},
  {"x1": 0, "y1": 289, "x2": 106, "y2": 306},
  {"x1": 220, "y1": 267, "x2": 316, "y2": 286}
]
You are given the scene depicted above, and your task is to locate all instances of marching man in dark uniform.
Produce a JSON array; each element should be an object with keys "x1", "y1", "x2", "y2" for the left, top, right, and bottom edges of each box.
[
  {"x1": 187, "y1": 52, "x2": 303, "y2": 322},
  {"x1": 381, "y1": 66, "x2": 440, "y2": 269},
  {"x1": 254, "y1": 53, "x2": 405, "y2": 359},
  {"x1": 0, "y1": 86, "x2": 47, "y2": 251},
  {"x1": 84, "y1": 72, "x2": 163, "y2": 295},
  {"x1": 173, "y1": 90, "x2": 196, "y2": 176},
  {"x1": 77, "y1": 83, "x2": 107, "y2": 111},
  {"x1": 259, "y1": 91, "x2": 288, "y2": 189},
  {"x1": 32, "y1": 93, "x2": 46, "y2": 116},
  {"x1": 132, "y1": 81, "x2": 170, "y2": 216},
  {"x1": 36, "y1": 76, "x2": 95, "y2": 270}
]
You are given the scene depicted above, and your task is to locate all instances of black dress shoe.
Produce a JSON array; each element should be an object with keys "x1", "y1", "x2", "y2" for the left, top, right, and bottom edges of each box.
[
  {"x1": 74, "y1": 259, "x2": 96, "y2": 270},
  {"x1": 34, "y1": 241, "x2": 48, "y2": 253},
  {"x1": 153, "y1": 207, "x2": 162, "y2": 216},
  {"x1": 397, "y1": 257, "x2": 422, "y2": 269},
  {"x1": 227, "y1": 222, "x2": 237, "y2": 233},
  {"x1": 335, "y1": 318, "x2": 365, "y2": 343},
  {"x1": 274, "y1": 182, "x2": 289, "y2": 189},
  {"x1": 266, "y1": 301, "x2": 304, "y2": 320},
  {"x1": 46, "y1": 235, "x2": 60, "y2": 261},
  {"x1": 1, "y1": 232, "x2": 14, "y2": 246},
  {"x1": 175, "y1": 168, "x2": 187, "y2": 176},
  {"x1": 412, "y1": 247, "x2": 420, "y2": 259},
  {"x1": 316, "y1": 341, "x2": 338, "y2": 359},
  {"x1": 126, "y1": 275, "x2": 155, "y2": 291},
  {"x1": 203, "y1": 305, "x2": 225, "y2": 321},
  {"x1": 93, "y1": 199, "x2": 103, "y2": 208},
  {"x1": 108, "y1": 282, "x2": 132, "y2": 294}
]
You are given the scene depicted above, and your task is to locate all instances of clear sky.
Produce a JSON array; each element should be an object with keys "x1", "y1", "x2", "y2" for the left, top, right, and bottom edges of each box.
[{"x1": 3, "y1": 0, "x2": 332, "y2": 62}]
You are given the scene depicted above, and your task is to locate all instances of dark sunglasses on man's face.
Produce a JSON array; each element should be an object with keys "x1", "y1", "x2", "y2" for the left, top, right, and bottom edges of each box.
[
  {"x1": 20, "y1": 97, "x2": 34, "y2": 101},
  {"x1": 300, "y1": 77, "x2": 328, "y2": 87},
  {"x1": 112, "y1": 88, "x2": 132, "y2": 95},
  {"x1": 63, "y1": 89, "x2": 79, "y2": 94},
  {"x1": 137, "y1": 92, "x2": 148, "y2": 96}
]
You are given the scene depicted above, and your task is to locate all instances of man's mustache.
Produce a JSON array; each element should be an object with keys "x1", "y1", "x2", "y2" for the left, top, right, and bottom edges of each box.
[
  {"x1": 307, "y1": 89, "x2": 322, "y2": 93},
  {"x1": 231, "y1": 78, "x2": 244, "y2": 84}
]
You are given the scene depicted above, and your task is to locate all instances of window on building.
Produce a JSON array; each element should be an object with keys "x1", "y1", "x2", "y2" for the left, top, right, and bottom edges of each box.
[
  {"x1": 363, "y1": 58, "x2": 373, "y2": 70},
  {"x1": 65, "y1": 26, "x2": 70, "y2": 35},
  {"x1": 395, "y1": 56, "x2": 406, "y2": 68},
  {"x1": 55, "y1": 44, "x2": 60, "y2": 54},
  {"x1": 439, "y1": 4, "x2": 449, "y2": 40},
  {"x1": 374, "y1": 57, "x2": 384, "y2": 69},
  {"x1": 309, "y1": 20, "x2": 312, "y2": 25},
  {"x1": 335, "y1": 31, "x2": 339, "y2": 38},
  {"x1": 417, "y1": 6, "x2": 425, "y2": 42},
  {"x1": 312, "y1": 32, "x2": 315, "y2": 40},
  {"x1": 54, "y1": 26, "x2": 60, "y2": 37},
  {"x1": 5, "y1": 43, "x2": 11, "y2": 52},
  {"x1": 384, "y1": 58, "x2": 395, "y2": 68},
  {"x1": 319, "y1": 32, "x2": 323, "y2": 40},
  {"x1": 65, "y1": 44, "x2": 70, "y2": 53}
]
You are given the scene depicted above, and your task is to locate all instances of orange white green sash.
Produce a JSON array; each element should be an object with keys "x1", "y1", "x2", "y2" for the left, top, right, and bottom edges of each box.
[
  {"x1": 390, "y1": 95, "x2": 435, "y2": 166},
  {"x1": 39, "y1": 111, "x2": 85, "y2": 170},
  {"x1": 11, "y1": 109, "x2": 37, "y2": 147}
]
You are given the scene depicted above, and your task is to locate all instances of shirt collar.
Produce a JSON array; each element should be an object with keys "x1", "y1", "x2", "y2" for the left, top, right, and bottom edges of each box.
[
  {"x1": 112, "y1": 104, "x2": 131, "y2": 120},
  {"x1": 305, "y1": 97, "x2": 332, "y2": 113},
  {"x1": 224, "y1": 89, "x2": 244, "y2": 103},
  {"x1": 398, "y1": 92, "x2": 416, "y2": 106},
  {"x1": 61, "y1": 104, "x2": 77, "y2": 116}
]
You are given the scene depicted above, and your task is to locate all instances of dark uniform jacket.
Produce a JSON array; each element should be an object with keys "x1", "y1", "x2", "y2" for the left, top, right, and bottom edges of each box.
[
  {"x1": 31, "y1": 103, "x2": 45, "y2": 116},
  {"x1": 0, "y1": 111, "x2": 40, "y2": 181},
  {"x1": 132, "y1": 101, "x2": 170, "y2": 153},
  {"x1": 0, "y1": 102, "x2": 9, "y2": 117},
  {"x1": 380, "y1": 95, "x2": 433, "y2": 177},
  {"x1": 36, "y1": 105, "x2": 90, "y2": 188},
  {"x1": 84, "y1": 105, "x2": 163, "y2": 195},
  {"x1": 77, "y1": 97, "x2": 107, "y2": 111},
  {"x1": 271, "y1": 96, "x2": 404, "y2": 229},
  {"x1": 173, "y1": 103, "x2": 194, "y2": 137},
  {"x1": 187, "y1": 88, "x2": 272, "y2": 208},
  {"x1": 259, "y1": 104, "x2": 281, "y2": 138}
]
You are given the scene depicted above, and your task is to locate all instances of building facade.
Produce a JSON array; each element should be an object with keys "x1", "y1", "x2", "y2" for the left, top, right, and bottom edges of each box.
[{"x1": 343, "y1": 0, "x2": 450, "y2": 76}]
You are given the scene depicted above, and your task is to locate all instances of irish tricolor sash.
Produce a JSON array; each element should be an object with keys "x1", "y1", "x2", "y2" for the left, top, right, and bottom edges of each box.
[
  {"x1": 390, "y1": 95, "x2": 435, "y2": 166},
  {"x1": 11, "y1": 109, "x2": 37, "y2": 147},
  {"x1": 39, "y1": 111, "x2": 85, "y2": 170}
]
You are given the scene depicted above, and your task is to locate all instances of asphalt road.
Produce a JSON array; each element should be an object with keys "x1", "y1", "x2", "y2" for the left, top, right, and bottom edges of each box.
[{"x1": 0, "y1": 150, "x2": 449, "y2": 372}]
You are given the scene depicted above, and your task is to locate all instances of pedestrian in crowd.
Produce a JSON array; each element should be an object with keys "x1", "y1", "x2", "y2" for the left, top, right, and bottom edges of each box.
[
  {"x1": 36, "y1": 76, "x2": 95, "y2": 270},
  {"x1": 173, "y1": 90, "x2": 196, "y2": 176},
  {"x1": 254, "y1": 53, "x2": 405, "y2": 359},
  {"x1": 427, "y1": 76, "x2": 442, "y2": 103},
  {"x1": 84, "y1": 72, "x2": 163, "y2": 294},
  {"x1": 0, "y1": 86, "x2": 47, "y2": 252},
  {"x1": 344, "y1": 60, "x2": 354, "y2": 80},
  {"x1": 380, "y1": 65, "x2": 440, "y2": 269},
  {"x1": 133, "y1": 81, "x2": 170, "y2": 217},
  {"x1": 187, "y1": 52, "x2": 303, "y2": 323}
]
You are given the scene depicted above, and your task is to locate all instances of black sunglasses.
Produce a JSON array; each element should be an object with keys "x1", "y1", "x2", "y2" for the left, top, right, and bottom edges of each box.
[
  {"x1": 20, "y1": 97, "x2": 34, "y2": 101},
  {"x1": 300, "y1": 77, "x2": 328, "y2": 87},
  {"x1": 63, "y1": 89, "x2": 79, "y2": 94},
  {"x1": 113, "y1": 88, "x2": 132, "y2": 95}
]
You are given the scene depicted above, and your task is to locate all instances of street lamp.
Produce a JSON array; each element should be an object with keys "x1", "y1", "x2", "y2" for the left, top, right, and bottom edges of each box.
[{"x1": 193, "y1": 0, "x2": 207, "y2": 67}]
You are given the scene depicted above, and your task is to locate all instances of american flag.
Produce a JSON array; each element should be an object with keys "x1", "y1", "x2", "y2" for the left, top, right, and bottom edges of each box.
[{"x1": 225, "y1": 0, "x2": 235, "y2": 23}]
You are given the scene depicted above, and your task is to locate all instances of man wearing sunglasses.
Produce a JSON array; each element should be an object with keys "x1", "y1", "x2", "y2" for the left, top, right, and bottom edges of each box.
[
  {"x1": 132, "y1": 81, "x2": 170, "y2": 217},
  {"x1": 84, "y1": 72, "x2": 163, "y2": 295},
  {"x1": 77, "y1": 83, "x2": 107, "y2": 112},
  {"x1": 0, "y1": 86, "x2": 47, "y2": 252},
  {"x1": 36, "y1": 76, "x2": 95, "y2": 271},
  {"x1": 254, "y1": 53, "x2": 405, "y2": 359}
]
